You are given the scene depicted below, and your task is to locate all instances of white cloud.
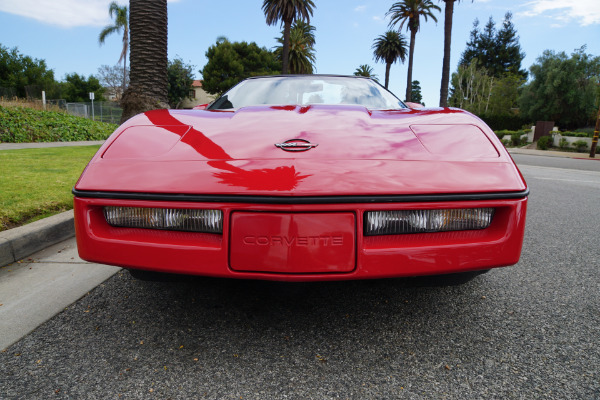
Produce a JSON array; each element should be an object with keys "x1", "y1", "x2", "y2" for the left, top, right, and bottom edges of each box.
[
  {"x1": 0, "y1": 0, "x2": 178, "y2": 28},
  {"x1": 354, "y1": 5, "x2": 367, "y2": 13},
  {"x1": 372, "y1": 15, "x2": 385, "y2": 24},
  {"x1": 519, "y1": 0, "x2": 600, "y2": 26}
]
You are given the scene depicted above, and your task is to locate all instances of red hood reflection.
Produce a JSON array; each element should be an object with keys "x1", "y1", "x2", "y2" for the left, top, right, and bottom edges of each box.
[
  {"x1": 75, "y1": 106, "x2": 527, "y2": 196},
  {"x1": 143, "y1": 109, "x2": 310, "y2": 191}
]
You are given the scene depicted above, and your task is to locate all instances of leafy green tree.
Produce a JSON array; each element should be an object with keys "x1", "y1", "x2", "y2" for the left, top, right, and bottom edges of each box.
[
  {"x1": 0, "y1": 44, "x2": 55, "y2": 98},
  {"x1": 411, "y1": 80, "x2": 424, "y2": 105},
  {"x1": 201, "y1": 38, "x2": 281, "y2": 96},
  {"x1": 438, "y1": 0, "x2": 471, "y2": 107},
  {"x1": 519, "y1": 47, "x2": 600, "y2": 129},
  {"x1": 448, "y1": 61, "x2": 493, "y2": 114},
  {"x1": 262, "y1": 0, "x2": 315, "y2": 74},
  {"x1": 98, "y1": 2, "x2": 129, "y2": 94},
  {"x1": 372, "y1": 30, "x2": 408, "y2": 89},
  {"x1": 354, "y1": 65, "x2": 378, "y2": 81},
  {"x1": 486, "y1": 73, "x2": 520, "y2": 115},
  {"x1": 459, "y1": 13, "x2": 526, "y2": 79},
  {"x1": 63, "y1": 73, "x2": 105, "y2": 102},
  {"x1": 120, "y1": 0, "x2": 169, "y2": 123},
  {"x1": 274, "y1": 20, "x2": 316, "y2": 74},
  {"x1": 167, "y1": 57, "x2": 194, "y2": 108},
  {"x1": 451, "y1": 12, "x2": 527, "y2": 120},
  {"x1": 449, "y1": 60, "x2": 524, "y2": 117},
  {"x1": 387, "y1": 0, "x2": 440, "y2": 101}
]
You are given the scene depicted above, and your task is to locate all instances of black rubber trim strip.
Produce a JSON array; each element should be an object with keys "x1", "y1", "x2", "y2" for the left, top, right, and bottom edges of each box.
[{"x1": 72, "y1": 188, "x2": 529, "y2": 204}]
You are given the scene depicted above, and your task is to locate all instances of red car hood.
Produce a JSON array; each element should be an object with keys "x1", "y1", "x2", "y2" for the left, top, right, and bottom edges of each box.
[{"x1": 75, "y1": 106, "x2": 527, "y2": 196}]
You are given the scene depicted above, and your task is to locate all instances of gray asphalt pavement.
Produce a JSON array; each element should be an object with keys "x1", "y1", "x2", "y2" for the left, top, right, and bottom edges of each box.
[{"x1": 0, "y1": 154, "x2": 599, "y2": 399}]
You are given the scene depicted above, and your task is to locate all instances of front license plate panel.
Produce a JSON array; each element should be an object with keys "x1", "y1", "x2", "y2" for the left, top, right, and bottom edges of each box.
[{"x1": 230, "y1": 212, "x2": 356, "y2": 273}]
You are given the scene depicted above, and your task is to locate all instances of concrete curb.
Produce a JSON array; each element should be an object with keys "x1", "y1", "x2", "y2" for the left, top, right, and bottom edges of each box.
[{"x1": 0, "y1": 210, "x2": 75, "y2": 267}]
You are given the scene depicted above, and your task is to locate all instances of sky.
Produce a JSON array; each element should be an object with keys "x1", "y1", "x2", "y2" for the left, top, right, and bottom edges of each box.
[{"x1": 0, "y1": 0, "x2": 598, "y2": 107}]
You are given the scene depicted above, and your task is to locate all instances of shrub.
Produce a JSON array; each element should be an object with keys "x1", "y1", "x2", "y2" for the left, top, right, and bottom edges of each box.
[
  {"x1": 0, "y1": 105, "x2": 117, "y2": 143},
  {"x1": 572, "y1": 139, "x2": 588, "y2": 152},
  {"x1": 537, "y1": 136, "x2": 551, "y2": 150},
  {"x1": 494, "y1": 131, "x2": 507, "y2": 141},
  {"x1": 494, "y1": 129, "x2": 511, "y2": 139},
  {"x1": 560, "y1": 131, "x2": 592, "y2": 138},
  {"x1": 510, "y1": 132, "x2": 521, "y2": 146},
  {"x1": 494, "y1": 129, "x2": 528, "y2": 145},
  {"x1": 574, "y1": 127, "x2": 595, "y2": 136},
  {"x1": 559, "y1": 137, "x2": 569, "y2": 149}
]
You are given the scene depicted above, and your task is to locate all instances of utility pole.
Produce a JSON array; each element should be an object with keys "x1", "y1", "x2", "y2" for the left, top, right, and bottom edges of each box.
[{"x1": 590, "y1": 104, "x2": 599, "y2": 158}]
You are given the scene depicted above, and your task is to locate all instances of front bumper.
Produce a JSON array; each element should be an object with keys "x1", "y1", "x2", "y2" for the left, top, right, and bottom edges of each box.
[{"x1": 73, "y1": 194, "x2": 527, "y2": 282}]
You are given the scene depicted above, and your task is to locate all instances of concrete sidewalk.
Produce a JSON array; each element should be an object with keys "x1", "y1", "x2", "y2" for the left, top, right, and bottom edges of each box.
[
  {"x1": 508, "y1": 147, "x2": 598, "y2": 159},
  {"x1": 0, "y1": 237, "x2": 119, "y2": 350},
  {"x1": 0, "y1": 140, "x2": 105, "y2": 150}
]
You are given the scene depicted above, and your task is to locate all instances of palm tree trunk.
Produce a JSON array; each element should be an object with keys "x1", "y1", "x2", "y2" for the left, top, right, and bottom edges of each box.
[
  {"x1": 385, "y1": 63, "x2": 391, "y2": 89},
  {"x1": 405, "y1": 29, "x2": 416, "y2": 102},
  {"x1": 439, "y1": 0, "x2": 454, "y2": 107},
  {"x1": 120, "y1": 0, "x2": 169, "y2": 123},
  {"x1": 122, "y1": 52, "x2": 127, "y2": 99},
  {"x1": 282, "y1": 19, "x2": 292, "y2": 74}
]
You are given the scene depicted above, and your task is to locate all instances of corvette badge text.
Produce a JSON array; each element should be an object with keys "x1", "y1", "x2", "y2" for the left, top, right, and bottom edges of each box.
[{"x1": 243, "y1": 235, "x2": 344, "y2": 247}]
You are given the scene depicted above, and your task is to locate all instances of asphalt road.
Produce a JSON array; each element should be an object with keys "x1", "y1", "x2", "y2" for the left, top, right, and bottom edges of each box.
[{"x1": 1, "y1": 154, "x2": 599, "y2": 399}]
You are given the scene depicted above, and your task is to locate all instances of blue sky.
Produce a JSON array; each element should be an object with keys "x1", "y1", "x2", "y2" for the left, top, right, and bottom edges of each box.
[{"x1": 0, "y1": 0, "x2": 598, "y2": 106}]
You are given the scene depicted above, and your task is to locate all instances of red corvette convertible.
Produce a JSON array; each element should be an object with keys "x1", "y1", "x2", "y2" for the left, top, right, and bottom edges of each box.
[{"x1": 73, "y1": 75, "x2": 528, "y2": 282}]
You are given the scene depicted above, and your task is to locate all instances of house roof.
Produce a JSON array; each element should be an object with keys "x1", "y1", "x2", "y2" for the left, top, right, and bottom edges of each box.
[{"x1": 192, "y1": 80, "x2": 203, "y2": 88}]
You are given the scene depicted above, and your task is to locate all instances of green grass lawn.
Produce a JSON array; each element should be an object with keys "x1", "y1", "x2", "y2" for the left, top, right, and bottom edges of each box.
[{"x1": 0, "y1": 145, "x2": 101, "y2": 231}]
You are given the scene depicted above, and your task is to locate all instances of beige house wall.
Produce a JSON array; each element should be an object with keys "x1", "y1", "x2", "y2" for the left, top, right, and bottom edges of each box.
[{"x1": 181, "y1": 86, "x2": 216, "y2": 109}]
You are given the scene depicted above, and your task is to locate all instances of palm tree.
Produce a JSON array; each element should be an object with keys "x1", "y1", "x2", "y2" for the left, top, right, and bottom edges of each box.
[
  {"x1": 387, "y1": 0, "x2": 440, "y2": 101},
  {"x1": 439, "y1": 0, "x2": 471, "y2": 107},
  {"x1": 372, "y1": 31, "x2": 408, "y2": 89},
  {"x1": 99, "y1": 2, "x2": 129, "y2": 96},
  {"x1": 274, "y1": 21, "x2": 316, "y2": 74},
  {"x1": 120, "y1": 0, "x2": 169, "y2": 123},
  {"x1": 291, "y1": 20, "x2": 316, "y2": 47},
  {"x1": 354, "y1": 65, "x2": 378, "y2": 81},
  {"x1": 262, "y1": 0, "x2": 315, "y2": 74}
]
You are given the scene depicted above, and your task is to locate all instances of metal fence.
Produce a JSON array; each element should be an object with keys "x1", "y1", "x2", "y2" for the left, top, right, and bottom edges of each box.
[
  {"x1": 65, "y1": 101, "x2": 122, "y2": 124},
  {"x1": 0, "y1": 84, "x2": 122, "y2": 124},
  {"x1": 0, "y1": 86, "x2": 17, "y2": 98}
]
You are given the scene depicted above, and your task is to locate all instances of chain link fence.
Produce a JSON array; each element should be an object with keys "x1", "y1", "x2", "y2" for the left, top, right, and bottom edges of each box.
[
  {"x1": 64, "y1": 101, "x2": 122, "y2": 124},
  {"x1": 0, "y1": 87, "x2": 17, "y2": 98},
  {"x1": 1, "y1": 85, "x2": 122, "y2": 124}
]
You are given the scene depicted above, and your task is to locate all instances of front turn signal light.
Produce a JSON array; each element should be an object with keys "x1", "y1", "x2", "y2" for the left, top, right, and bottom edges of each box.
[
  {"x1": 104, "y1": 207, "x2": 223, "y2": 234},
  {"x1": 365, "y1": 208, "x2": 494, "y2": 236}
]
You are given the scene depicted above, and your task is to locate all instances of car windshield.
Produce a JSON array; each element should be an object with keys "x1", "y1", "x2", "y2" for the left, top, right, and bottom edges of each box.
[{"x1": 208, "y1": 76, "x2": 406, "y2": 110}]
